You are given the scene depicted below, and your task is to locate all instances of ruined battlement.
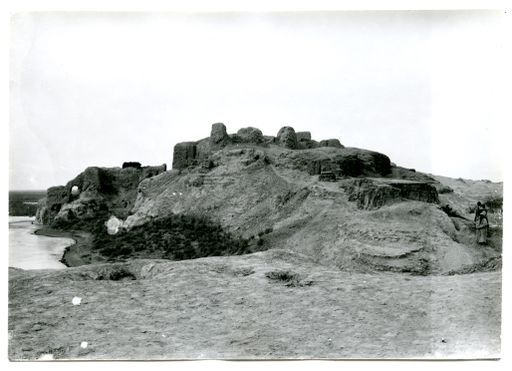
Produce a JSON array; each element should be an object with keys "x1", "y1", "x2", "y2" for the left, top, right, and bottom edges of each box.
[{"x1": 172, "y1": 123, "x2": 346, "y2": 169}]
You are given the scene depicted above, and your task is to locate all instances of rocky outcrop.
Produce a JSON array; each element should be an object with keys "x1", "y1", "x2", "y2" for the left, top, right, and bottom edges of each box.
[
  {"x1": 122, "y1": 162, "x2": 142, "y2": 169},
  {"x1": 319, "y1": 171, "x2": 337, "y2": 182},
  {"x1": 342, "y1": 179, "x2": 401, "y2": 209},
  {"x1": 263, "y1": 135, "x2": 275, "y2": 144},
  {"x1": 171, "y1": 124, "x2": 374, "y2": 171},
  {"x1": 34, "y1": 198, "x2": 50, "y2": 224},
  {"x1": 54, "y1": 196, "x2": 105, "y2": 225},
  {"x1": 105, "y1": 215, "x2": 124, "y2": 235},
  {"x1": 390, "y1": 181, "x2": 439, "y2": 203},
  {"x1": 296, "y1": 131, "x2": 311, "y2": 141},
  {"x1": 297, "y1": 140, "x2": 319, "y2": 150},
  {"x1": 306, "y1": 158, "x2": 333, "y2": 176},
  {"x1": 388, "y1": 166, "x2": 436, "y2": 183},
  {"x1": 172, "y1": 142, "x2": 198, "y2": 169},
  {"x1": 341, "y1": 178, "x2": 439, "y2": 209},
  {"x1": 141, "y1": 164, "x2": 167, "y2": 179},
  {"x1": 195, "y1": 138, "x2": 212, "y2": 161},
  {"x1": 319, "y1": 139, "x2": 344, "y2": 148},
  {"x1": 210, "y1": 123, "x2": 230, "y2": 146},
  {"x1": 236, "y1": 127, "x2": 264, "y2": 144},
  {"x1": 276, "y1": 126, "x2": 298, "y2": 149},
  {"x1": 36, "y1": 163, "x2": 166, "y2": 227},
  {"x1": 282, "y1": 147, "x2": 391, "y2": 178},
  {"x1": 35, "y1": 186, "x2": 69, "y2": 224},
  {"x1": 296, "y1": 131, "x2": 319, "y2": 150}
]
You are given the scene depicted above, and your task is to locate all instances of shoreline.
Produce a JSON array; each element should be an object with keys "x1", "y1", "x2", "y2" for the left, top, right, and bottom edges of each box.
[{"x1": 34, "y1": 226, "x2": 94, "y2": 267}]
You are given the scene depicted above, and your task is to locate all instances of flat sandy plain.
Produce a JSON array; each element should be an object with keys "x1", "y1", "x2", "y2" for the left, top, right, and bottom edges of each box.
[{"x1": 8, "y1": 250, "x2": 501, "y2": 360}]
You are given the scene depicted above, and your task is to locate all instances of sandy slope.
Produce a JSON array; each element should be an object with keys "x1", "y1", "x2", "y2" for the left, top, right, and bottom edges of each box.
[
  {"x1": 115, "y1": 147, "x2": 501, "y2": 275},
  {"x1": 8, "y1": 251, "x2": 501, "y2": 360}
]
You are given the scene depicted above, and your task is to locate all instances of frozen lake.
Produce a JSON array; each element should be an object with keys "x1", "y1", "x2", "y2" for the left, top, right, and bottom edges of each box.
[{"x1": 9, "y1": 216, "x2": 73, "y2": 270}]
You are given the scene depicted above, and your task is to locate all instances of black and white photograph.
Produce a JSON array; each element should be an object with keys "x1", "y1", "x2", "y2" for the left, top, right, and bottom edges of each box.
[{"x1": 6, "y1": 6, "x2": 507, "y2": 362}]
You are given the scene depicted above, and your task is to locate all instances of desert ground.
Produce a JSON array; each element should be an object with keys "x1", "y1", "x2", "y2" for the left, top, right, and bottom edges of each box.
[{"x1": 8, "y1": 250, "x2": 500, "y2": 360}]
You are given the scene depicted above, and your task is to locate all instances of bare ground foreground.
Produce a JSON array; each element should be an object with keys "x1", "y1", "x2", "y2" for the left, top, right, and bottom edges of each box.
[{"x1": 8, "y1": 250, "x2": 501, "y2": 360}]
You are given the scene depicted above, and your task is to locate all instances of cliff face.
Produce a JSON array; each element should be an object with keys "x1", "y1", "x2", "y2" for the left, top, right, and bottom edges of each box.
[
  {"x1": 36, "y1": 164, "x2": 166, "y2": 227},
  {"x1": 35, "y1": 123, "x2": 502, "y2": 275},
  {"x1": 341, "y1": 178, "x2": 439, "y2": 210}
]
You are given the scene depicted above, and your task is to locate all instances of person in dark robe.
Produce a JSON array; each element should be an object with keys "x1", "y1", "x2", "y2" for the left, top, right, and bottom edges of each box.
[
  {"x1": 476, "y1": 208, "x2": 489, "y2": 244},
  {"x1": 474, "y1": 201, "x2": 485, "y2": 222}
]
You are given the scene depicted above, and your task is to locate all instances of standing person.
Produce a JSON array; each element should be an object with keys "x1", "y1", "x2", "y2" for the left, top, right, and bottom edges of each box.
[
  {"x1": 474, "y1": 201, "x2": 485, "y2": 222},
  {"x1": 476, "y1": 208, "x2": 489, "y2": 244}
]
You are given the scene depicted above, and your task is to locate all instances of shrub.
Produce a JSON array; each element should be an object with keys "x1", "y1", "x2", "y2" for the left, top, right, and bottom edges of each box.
[
  {"x1": 92, "y1": 214, "x2": 253, "y2": 262},
  {"x1": 468, "y1": 196, "x2": 503, "y2": 214},
  {"x1": 484, "y1": 196, "x2": 503, "y2": 213},
  {"x1": 265, "y1": 270, "x2": 313, "y2": 287}
]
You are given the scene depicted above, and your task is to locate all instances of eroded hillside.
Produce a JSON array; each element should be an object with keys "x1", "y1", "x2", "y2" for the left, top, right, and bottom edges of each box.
[{"x1": 34, "y1": 123, "x2": 502, "y2": 274}]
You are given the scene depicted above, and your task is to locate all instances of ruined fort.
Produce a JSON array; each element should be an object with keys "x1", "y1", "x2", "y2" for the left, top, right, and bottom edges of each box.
[{"x1": 37, "y1": 123, "x2": 443, "y2": 231}]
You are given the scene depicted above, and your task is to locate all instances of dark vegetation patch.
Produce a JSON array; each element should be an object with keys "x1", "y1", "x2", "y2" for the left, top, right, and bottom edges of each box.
[
  {"x1": 482, "y1": 196, "x2": 503, "y2": 214},
  {"x1": 106, "y1": 215, "x2": 250, "y2": 261},
  {"x1": 252, "y1": 227, "x2": 274, "y2": 243},
  {"x1": 50, "y1": 209, "x2": 110, "y2": 232},
  {"x1": 437, "y1": 185, "x2": 454, "y2": 194},
  {"x1": 265, "y1": 270, "x2": 313, "y2": 287},
  {"x1": 53, "y1": 211, "x2": 255, "y2": 262},
  {"x1": 96, "y1": 266, "x2": 137, "y2": 281},
  {"x1": 439, "y1": 204, "x2": 469, "y2": 220},
  {"x1": 467, "y1": 197, "x2": 503, "y2": 214},
  {"x1": 97, "y1": 168, "x2": 117, "y2": 195},
  {"x1": 9, "y1": 190, "x2": 46, "y2": 216}
]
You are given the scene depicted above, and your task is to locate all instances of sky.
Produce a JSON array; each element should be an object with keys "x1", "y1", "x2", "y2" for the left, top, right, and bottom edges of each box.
[{"x1": 9, "y1": 10, "x2": 508, "y2": 190}]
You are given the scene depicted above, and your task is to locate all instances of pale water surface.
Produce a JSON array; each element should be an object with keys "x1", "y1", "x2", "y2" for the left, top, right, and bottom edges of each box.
[{"x1": 9, "y1": 216, "x2": 73, "y2": 270}]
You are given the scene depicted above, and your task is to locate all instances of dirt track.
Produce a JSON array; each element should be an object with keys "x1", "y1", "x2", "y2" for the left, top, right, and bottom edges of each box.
[{"x1": 8, "y1": 251, "x2": 501, "y2": 360}]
